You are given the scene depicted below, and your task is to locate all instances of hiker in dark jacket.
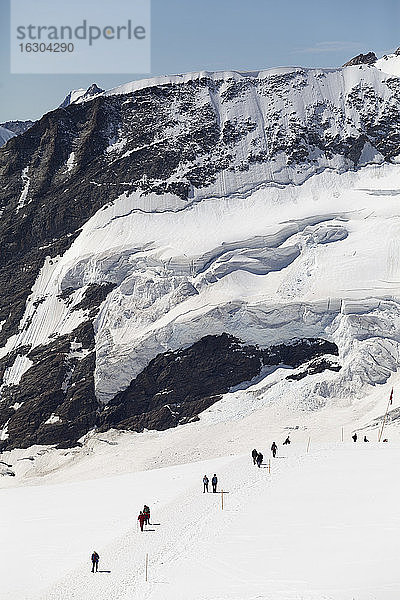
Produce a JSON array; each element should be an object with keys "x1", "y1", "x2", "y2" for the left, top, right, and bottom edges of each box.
[
  {"x1": 256, "y1": 452, "x2": 263, "y2": 467},
  {"x1": 91, "y1": 551, "x2": 99, "y2": 572},
  {"x1": 364, "y1": 436, "x2": 369, "y2": 442},
  {"x1": 352, "y1": 433, "x2": 357, "y2": 442},
  {"x1": 203, "y1": 475, "x2": 209, "y2": 493},
  {"x1": 138, "y1": 511, "x2": 146, "y2": 532},
  {"x1": 271, "y1": 442, "x2": 277, "y2": 458},
  {"x1": 252, "y1": 448, "x2": 258, "y2": 464},
  {"x1": 143, "y1": 505, "x2": 151, "y2": 525},
  {"x1": 212, "y1": 474, "x2": 218, "y2": 493},
  {"x1": 283, "y1": 436, "x2": 290, "y2": 445}
]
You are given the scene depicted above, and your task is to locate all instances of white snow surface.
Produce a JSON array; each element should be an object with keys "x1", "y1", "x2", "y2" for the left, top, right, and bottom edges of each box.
[
  {"x1": 2, "y1": 387, "x2": 400, "y2": 600},
  {"x1": 74, "y1": 57, "x2": 397, "y2": 102},
  {"x1": 1, "y1": 53, "x2": 400, "y2": 600},
  {"x1": 2, "y1": 162, "x2": 399, "y2": 406},
  {"x1": 375, "y1": 51, "x2": 400, "y2": 76},
  {"x1": 1, "y1": 325, "x2": 400, "y2": 599}
]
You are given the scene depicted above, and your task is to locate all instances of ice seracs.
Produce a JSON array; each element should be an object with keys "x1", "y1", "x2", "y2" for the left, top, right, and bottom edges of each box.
[{"x1": 0, "y1": 49, "x2": 400, "y2": 448}]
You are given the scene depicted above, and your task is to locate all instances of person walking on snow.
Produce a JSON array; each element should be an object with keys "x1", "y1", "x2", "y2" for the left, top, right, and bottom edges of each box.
[
  {"x1": 352, "y1": 433, "x2": 357, "y2": 442},
  {"x1": 364, "y1": 436, "x2": 369, "y2": 442},
  {"x1": 256, "y1": 452, "x2": 263, "y2": 467},
  {"x1": 252, "y1": 448, "x2": 258, "y2": 465},
  {"x1": 212, "y1": 474, "x2": 218, "y2": 493},
  {"x1": 203, "y1": 475, "x2": 209, "y2": 493},
  {"x1": 271, "y1": 442, "x2": 277, "y2": 458},
  {"x1": 143, "y1": 505, "x2": 151, "y2": 525},
  {"x1": 283, "y1": 436, "x2": 290, "y2": 445},
  {"x1": 138, "y1": 511, "x2": 146, "y2": 532},
  {"x1": 91, "y1": 551, "x2": 99, "y2": 573}
]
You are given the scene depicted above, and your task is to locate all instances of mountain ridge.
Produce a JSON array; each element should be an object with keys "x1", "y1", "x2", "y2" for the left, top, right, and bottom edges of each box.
[{"x1": 0, "y1": 52, "x2": 400, "y2": 449}]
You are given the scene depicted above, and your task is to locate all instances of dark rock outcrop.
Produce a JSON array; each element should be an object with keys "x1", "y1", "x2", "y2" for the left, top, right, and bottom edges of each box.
[
  {"x1": 0, "y1": 321, "x2": 99, "y2": 450},
  {"x1": 343, "y1": 52, "x2": 377, "y2": 67},
  {"x1": 286, "y1": 357, "x2": 341, "y2": 380},
  {"x1": 72, "y1": 282, "x2": 117, "y2": 317},
  {"x1": 0, "y1": 332, "x2": 339, "y2": 449},
  {"x1": 99, "y1": 335, "x2": 339, "y2": 433}
]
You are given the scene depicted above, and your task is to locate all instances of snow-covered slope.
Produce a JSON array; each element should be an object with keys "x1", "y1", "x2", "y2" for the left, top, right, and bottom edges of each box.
[
  {"x1": 376, "y1": 49, "x2": 400, "y2": 76},
  {"x1": 3, "y1": 435, "x2": 400, "y2": 600},
  {"x1": 0, "y1": 52, "x2": 400, "y2": 449}
]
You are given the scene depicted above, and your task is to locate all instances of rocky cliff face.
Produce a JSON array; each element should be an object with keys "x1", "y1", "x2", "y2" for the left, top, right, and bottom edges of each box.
[
  {"x1": 342, "y1": 52, "x2": 377, "y2": 67},
  {"x1": 0, "y1": 57, "x2": 400, "y2": 449}
]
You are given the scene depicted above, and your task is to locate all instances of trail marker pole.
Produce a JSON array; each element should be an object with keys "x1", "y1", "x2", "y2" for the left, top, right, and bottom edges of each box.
[
  {"x1": 341, "y1": 427, "x2": 344, "y2": 442},
  {"x1": 307, "y1": 437, "x2": 311, "y2": 453},
  {"x1": 221, "y1": 490, "x2": 224, "y2": 510},
  {"x1": 378, "y1": 390, "x2": 393, "y2": 442},
  {"x1": 145, "y1": 553, "x2": 148, "y2": 582},
  {"x1": 268, "y1": 459, "x2": 271, "y2": 474}
]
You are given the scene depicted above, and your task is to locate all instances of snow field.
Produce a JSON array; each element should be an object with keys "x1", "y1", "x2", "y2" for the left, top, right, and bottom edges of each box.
[
  {"x1": 2, "y1": 440, "x2": 400, "y2": 599},
  {"x1": 0, "y1": 455, "x2": 235, "y2": 600}
]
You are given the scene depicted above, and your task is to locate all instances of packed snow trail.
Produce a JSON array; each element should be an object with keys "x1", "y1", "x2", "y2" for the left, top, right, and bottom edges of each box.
[{"x1": 3, "y1": 442, "x2": 400, "y2": 599}]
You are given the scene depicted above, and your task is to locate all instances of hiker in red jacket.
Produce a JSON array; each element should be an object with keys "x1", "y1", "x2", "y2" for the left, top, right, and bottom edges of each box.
[{"x1": 138, "y1": 511, "x2": 146, "y2": 532}]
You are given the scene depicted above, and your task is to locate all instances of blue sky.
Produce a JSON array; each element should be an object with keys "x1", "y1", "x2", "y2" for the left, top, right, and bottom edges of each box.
[{"x1": 0, "y1": 0, "x2": 399, "y2": 121}]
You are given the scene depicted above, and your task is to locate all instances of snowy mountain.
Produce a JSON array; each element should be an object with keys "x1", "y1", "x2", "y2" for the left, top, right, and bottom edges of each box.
[
  {"x1": 0, "y1": 125, "x2": 16, "y2": 147},
  {"x1": 59, "y1": 83, "x2": 104, "y2": 108},
  {"x1": 0, "y1": 51, "x2": 400, "y2": 450},
  {"x1": 1, "y1": 120, "x2": 35, "y2": 137},
  {"x1": 0, "y1": 122, "x2": 36, "y2": 148},
  {"x1": 343, "y1": 46, "x2": 400, "y2": 76}
]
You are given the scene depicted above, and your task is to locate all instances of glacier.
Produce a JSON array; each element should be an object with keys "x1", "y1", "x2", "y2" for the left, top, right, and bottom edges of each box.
[{"x1": 0, "y1": 52, "x2": 400, "y2": 448}]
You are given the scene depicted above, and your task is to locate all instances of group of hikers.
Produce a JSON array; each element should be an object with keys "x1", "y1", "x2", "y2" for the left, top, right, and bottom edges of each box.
[
  {"x1": 137, "y1": 504, "x2": 151, "y2": 531},
  {"x1": 352, "y1": 432, "x2": 388, "y2": 443},
  {"x1": 91, "y1": 504, "x2": 152, "y2": 571},
  {"x1": 203, "y1": 473, "x2": 218, "y2": 493},
  {"x1": 90, "y1": 425, "x2": 394, "y2": 571},
  {"x1": 252, "y1": 436, "x2": 291, "y2": 467},
  {"x1": 90, "y1": 427, "x2": 392, "y2": 571}
]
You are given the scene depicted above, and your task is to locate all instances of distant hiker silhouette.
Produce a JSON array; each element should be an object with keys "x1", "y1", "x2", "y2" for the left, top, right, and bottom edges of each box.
[
  {"x1": 212, "y1": 474, "x2": 218, "y2": 493},
  {"x1": 143, "y1": 505, "x2": 151, "y2": 525},
  {"x1": 203, "y1": 475, "x2": 209, "y2": 493},
  {"x1": 256, "y1": 452, "x2": 263, "y2": 467},
  {"x1": 271, "y1": 442, "x2": 277, "y2": 458},
  {"x1": 283, "y1": 436, "x2": 290, "y2": 445},
  {"x1": 352, "y1": 433, "x2": 357, "y2": 442},
  {"x1": 91, "y1": 551, "x2": 99, "y2": 573},
  {"x1": 252, "y1": 448, "x2": 258, "y2": 465},
  {"x1": 138, "y1": 511, "x2": 146, "y2": 532},
  {"x1": 364, "y1": 436, "x2": 369, "y2": 442}
]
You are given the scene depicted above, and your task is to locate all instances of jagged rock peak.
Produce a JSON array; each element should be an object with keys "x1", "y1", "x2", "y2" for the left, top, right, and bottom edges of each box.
[
  {"x1": 59, "y1": 83, "x2": 105, "y2": 108},
  {"x1": 342, "y1": 52, "x2": 377, "y2": 67}
]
